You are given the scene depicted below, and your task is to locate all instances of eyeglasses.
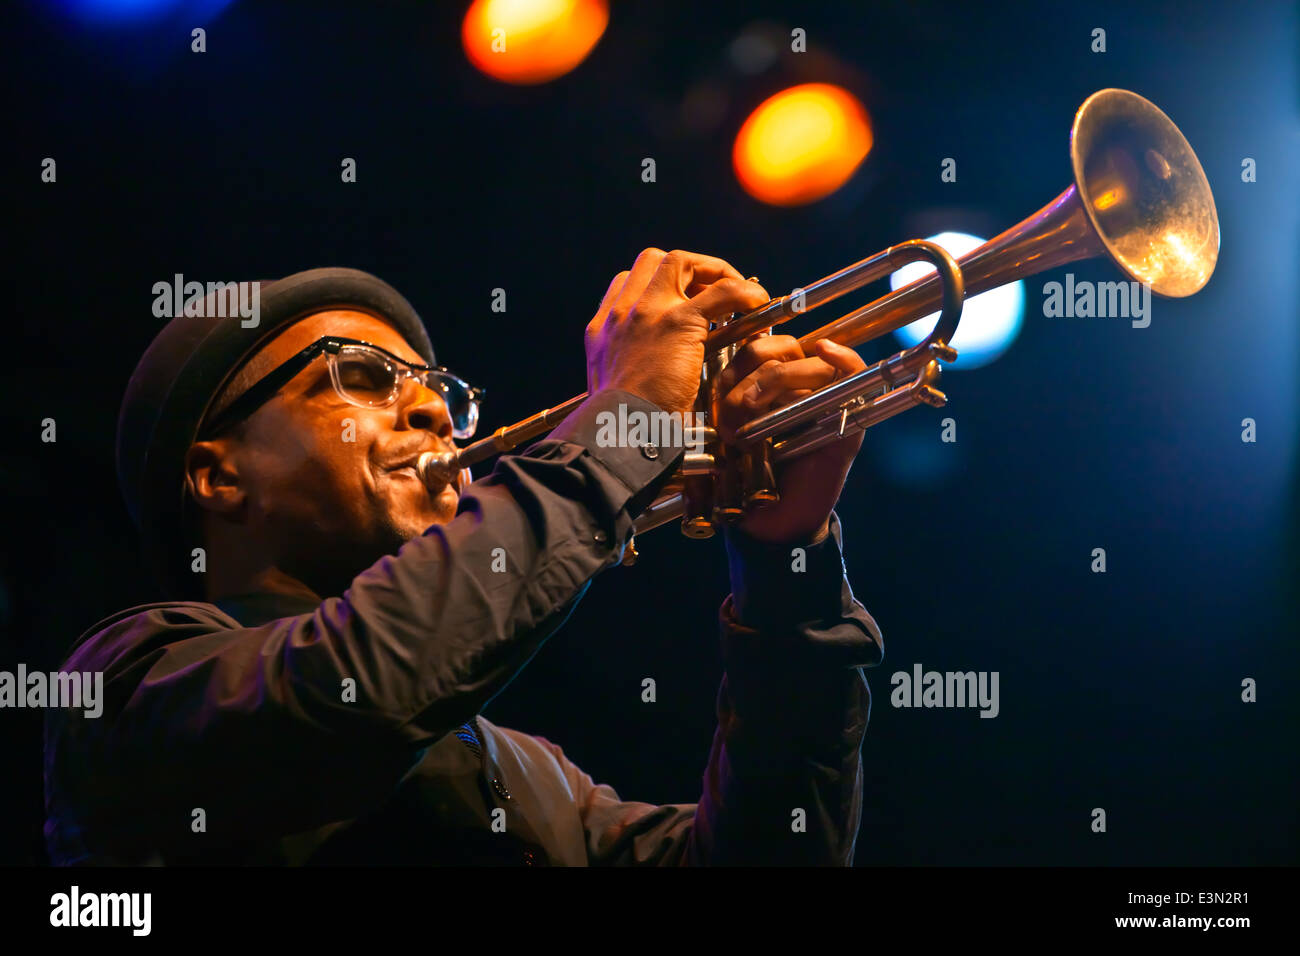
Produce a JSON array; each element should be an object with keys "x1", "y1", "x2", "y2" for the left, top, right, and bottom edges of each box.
[{"x1": 200, "y1": 336, "x2": 485, "y2": 440}]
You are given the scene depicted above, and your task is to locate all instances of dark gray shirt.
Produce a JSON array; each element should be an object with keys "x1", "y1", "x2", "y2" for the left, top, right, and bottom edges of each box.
[{"x1": 43, "y1": 389, "x2": 883, "y2": 865}]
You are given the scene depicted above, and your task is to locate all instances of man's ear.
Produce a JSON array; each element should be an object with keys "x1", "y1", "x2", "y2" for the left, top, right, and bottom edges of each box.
[{"x1": 184, "y1": 439, "x2": 246, "y2": 517}]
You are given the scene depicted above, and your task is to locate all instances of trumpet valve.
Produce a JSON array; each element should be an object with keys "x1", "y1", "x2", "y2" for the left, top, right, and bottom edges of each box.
[
  {"x1": 681, "y1": 474, "x2": 716, "y2": 538},
  {"x1": 713, "y1": 453, "x2": 745, "y2": 523},
  {"x1": 741, "y1": 444, "x2": 779, "y2": 507},
  {"x1": 678, "y1": 452, "x2": 717, "y2": 476}
]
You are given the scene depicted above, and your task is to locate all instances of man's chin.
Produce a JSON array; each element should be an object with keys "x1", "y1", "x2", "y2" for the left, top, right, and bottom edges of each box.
[
  {"x1": 398, "y1": 483, "x2": 460, "y2": 535},
  {"x1": 426, "y1": 483, "x2": 461, "y2": 523}
]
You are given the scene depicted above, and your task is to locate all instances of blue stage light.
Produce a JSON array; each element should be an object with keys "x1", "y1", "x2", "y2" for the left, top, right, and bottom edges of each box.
[
  {"x1": 890, "y1": 231, "x2": 1025, "y2": 370},
  {"x1": 52, "y1": 0, "x2": 231, "y2": 25}
]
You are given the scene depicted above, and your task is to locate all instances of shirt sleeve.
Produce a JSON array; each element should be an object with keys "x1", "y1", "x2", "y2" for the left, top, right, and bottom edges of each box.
[
  {"x1": 45, "y1": 389, "x2": 685, "y2": 857},
  {"x1": 551, "y1": 513, "x2": 884, "y2": 866}
]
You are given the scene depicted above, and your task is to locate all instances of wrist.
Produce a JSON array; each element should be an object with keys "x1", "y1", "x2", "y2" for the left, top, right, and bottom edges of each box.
[
  {"x1": 723, "y1": 513, "x2": 847, "y2": 629},
  {"x1": 735, "y1": 514, "x2": 831, "y2": 547}
]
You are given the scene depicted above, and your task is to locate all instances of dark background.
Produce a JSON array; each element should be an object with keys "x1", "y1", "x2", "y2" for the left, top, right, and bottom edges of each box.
[{"x1": 4, "y1": 0, "x2": 1297, "y2": 866}]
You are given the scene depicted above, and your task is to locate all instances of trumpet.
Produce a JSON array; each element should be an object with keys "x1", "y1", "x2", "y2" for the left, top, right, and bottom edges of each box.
[{"x1": 421, "y1": 88, "x2": 1219, "y2": 558}]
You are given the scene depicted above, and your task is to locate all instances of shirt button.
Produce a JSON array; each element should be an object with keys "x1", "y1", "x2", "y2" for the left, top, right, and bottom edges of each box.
[
  {"x1": 593, "y1": 529, "x2": 608, "y2": 544},
  {"x1": 642, "y1": 442, "x2": 659, "y2": 460},
  {"x1": 491, "y1": 777, "x2": 512, "y2": 800}
]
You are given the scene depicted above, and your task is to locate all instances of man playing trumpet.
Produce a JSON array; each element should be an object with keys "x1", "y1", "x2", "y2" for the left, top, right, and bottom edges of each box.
[{"x1": 44, "y1": 249, "x2": 883, "y2": 865}]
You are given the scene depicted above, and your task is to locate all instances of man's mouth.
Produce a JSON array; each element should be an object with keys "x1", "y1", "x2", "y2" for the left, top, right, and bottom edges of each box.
[
  {"x1": 386, "y1": 462, "x2": 458, "y2": 498},
  {"x1": 387, "y1": 449, "x2": 448, "y2": 479},
  {"x1": 389, "y1": 462, "x2": 438, "y2": 483}
]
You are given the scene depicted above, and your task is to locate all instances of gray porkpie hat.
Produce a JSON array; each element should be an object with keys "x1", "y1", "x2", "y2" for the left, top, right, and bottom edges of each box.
[{"x1": 115, "y1": 267, "x2": 436, "y2": 599}]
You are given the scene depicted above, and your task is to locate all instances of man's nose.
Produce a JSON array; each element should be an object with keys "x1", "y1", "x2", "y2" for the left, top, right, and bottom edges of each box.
[{"x1": 394, "y1": 376, "x2": 454, "y2": 440}]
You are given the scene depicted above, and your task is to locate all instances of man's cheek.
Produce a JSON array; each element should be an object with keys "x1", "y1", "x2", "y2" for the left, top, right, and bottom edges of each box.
[
  {"x1": 273, "y1": 443, "x2": 362, "y2": 525},
  {"x1": 317, "y1": 424, "x2": 374, "y2": 491}
]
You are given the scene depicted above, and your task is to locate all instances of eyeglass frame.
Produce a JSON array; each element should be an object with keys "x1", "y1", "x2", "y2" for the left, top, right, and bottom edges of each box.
[{"x1": 198, "y1": 336, "x2": 485, "y2": 440}]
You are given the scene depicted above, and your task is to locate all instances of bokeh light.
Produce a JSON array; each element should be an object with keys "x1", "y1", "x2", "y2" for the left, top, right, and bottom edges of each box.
[
  {"x1": 890, "y1": 231, "x2": 1025, "y2": 369},
  {"x1": 462, "y1": 0, "x2": 609, "y2": 85},
  {"x1": 733, "y1": 83, "x2": 873, "y2": 206},
  {"x1": 50, "y1": 0, "x2": 232, "y2": 24}
]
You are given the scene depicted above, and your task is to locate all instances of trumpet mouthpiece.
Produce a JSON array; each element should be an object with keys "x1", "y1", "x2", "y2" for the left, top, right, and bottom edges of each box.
[{"x1": 417, "y1": 450, "x2": 460, "y2": 489}]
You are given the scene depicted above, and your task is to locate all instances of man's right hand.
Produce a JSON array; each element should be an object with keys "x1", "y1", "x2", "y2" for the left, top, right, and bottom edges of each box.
[{"x1": 585, "y1": 248, "x2": 769, "y2": 416}]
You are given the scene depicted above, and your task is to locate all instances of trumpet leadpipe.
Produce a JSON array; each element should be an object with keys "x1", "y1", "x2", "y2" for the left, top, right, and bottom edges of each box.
[{"x1": 416, "y1": 394, "x2": 590, "y2": 489}]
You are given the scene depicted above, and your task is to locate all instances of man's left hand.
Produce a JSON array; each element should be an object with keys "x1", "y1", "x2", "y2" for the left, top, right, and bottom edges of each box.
[{"x1": 714, "y1": 333, "x2": 868, "y2": 544}]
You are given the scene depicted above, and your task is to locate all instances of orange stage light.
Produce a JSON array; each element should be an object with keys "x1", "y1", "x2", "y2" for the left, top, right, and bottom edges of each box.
[
  {"x1": 733, "y1": 83, "x2": 873, "y2": 206},
  {"x1": 462, "y1": 0, "x2": 609, "y2": 85}
]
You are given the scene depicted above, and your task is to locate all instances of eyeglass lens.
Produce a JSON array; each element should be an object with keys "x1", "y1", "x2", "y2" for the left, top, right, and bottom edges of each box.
[{"x1": 331, "y1": 347, "x2": 477, "y2": 437}]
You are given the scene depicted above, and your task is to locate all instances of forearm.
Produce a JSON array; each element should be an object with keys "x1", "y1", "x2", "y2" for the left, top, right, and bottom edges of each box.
[{"x1": 690, "y1": 513, "x2": 883, "y2": 865}]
